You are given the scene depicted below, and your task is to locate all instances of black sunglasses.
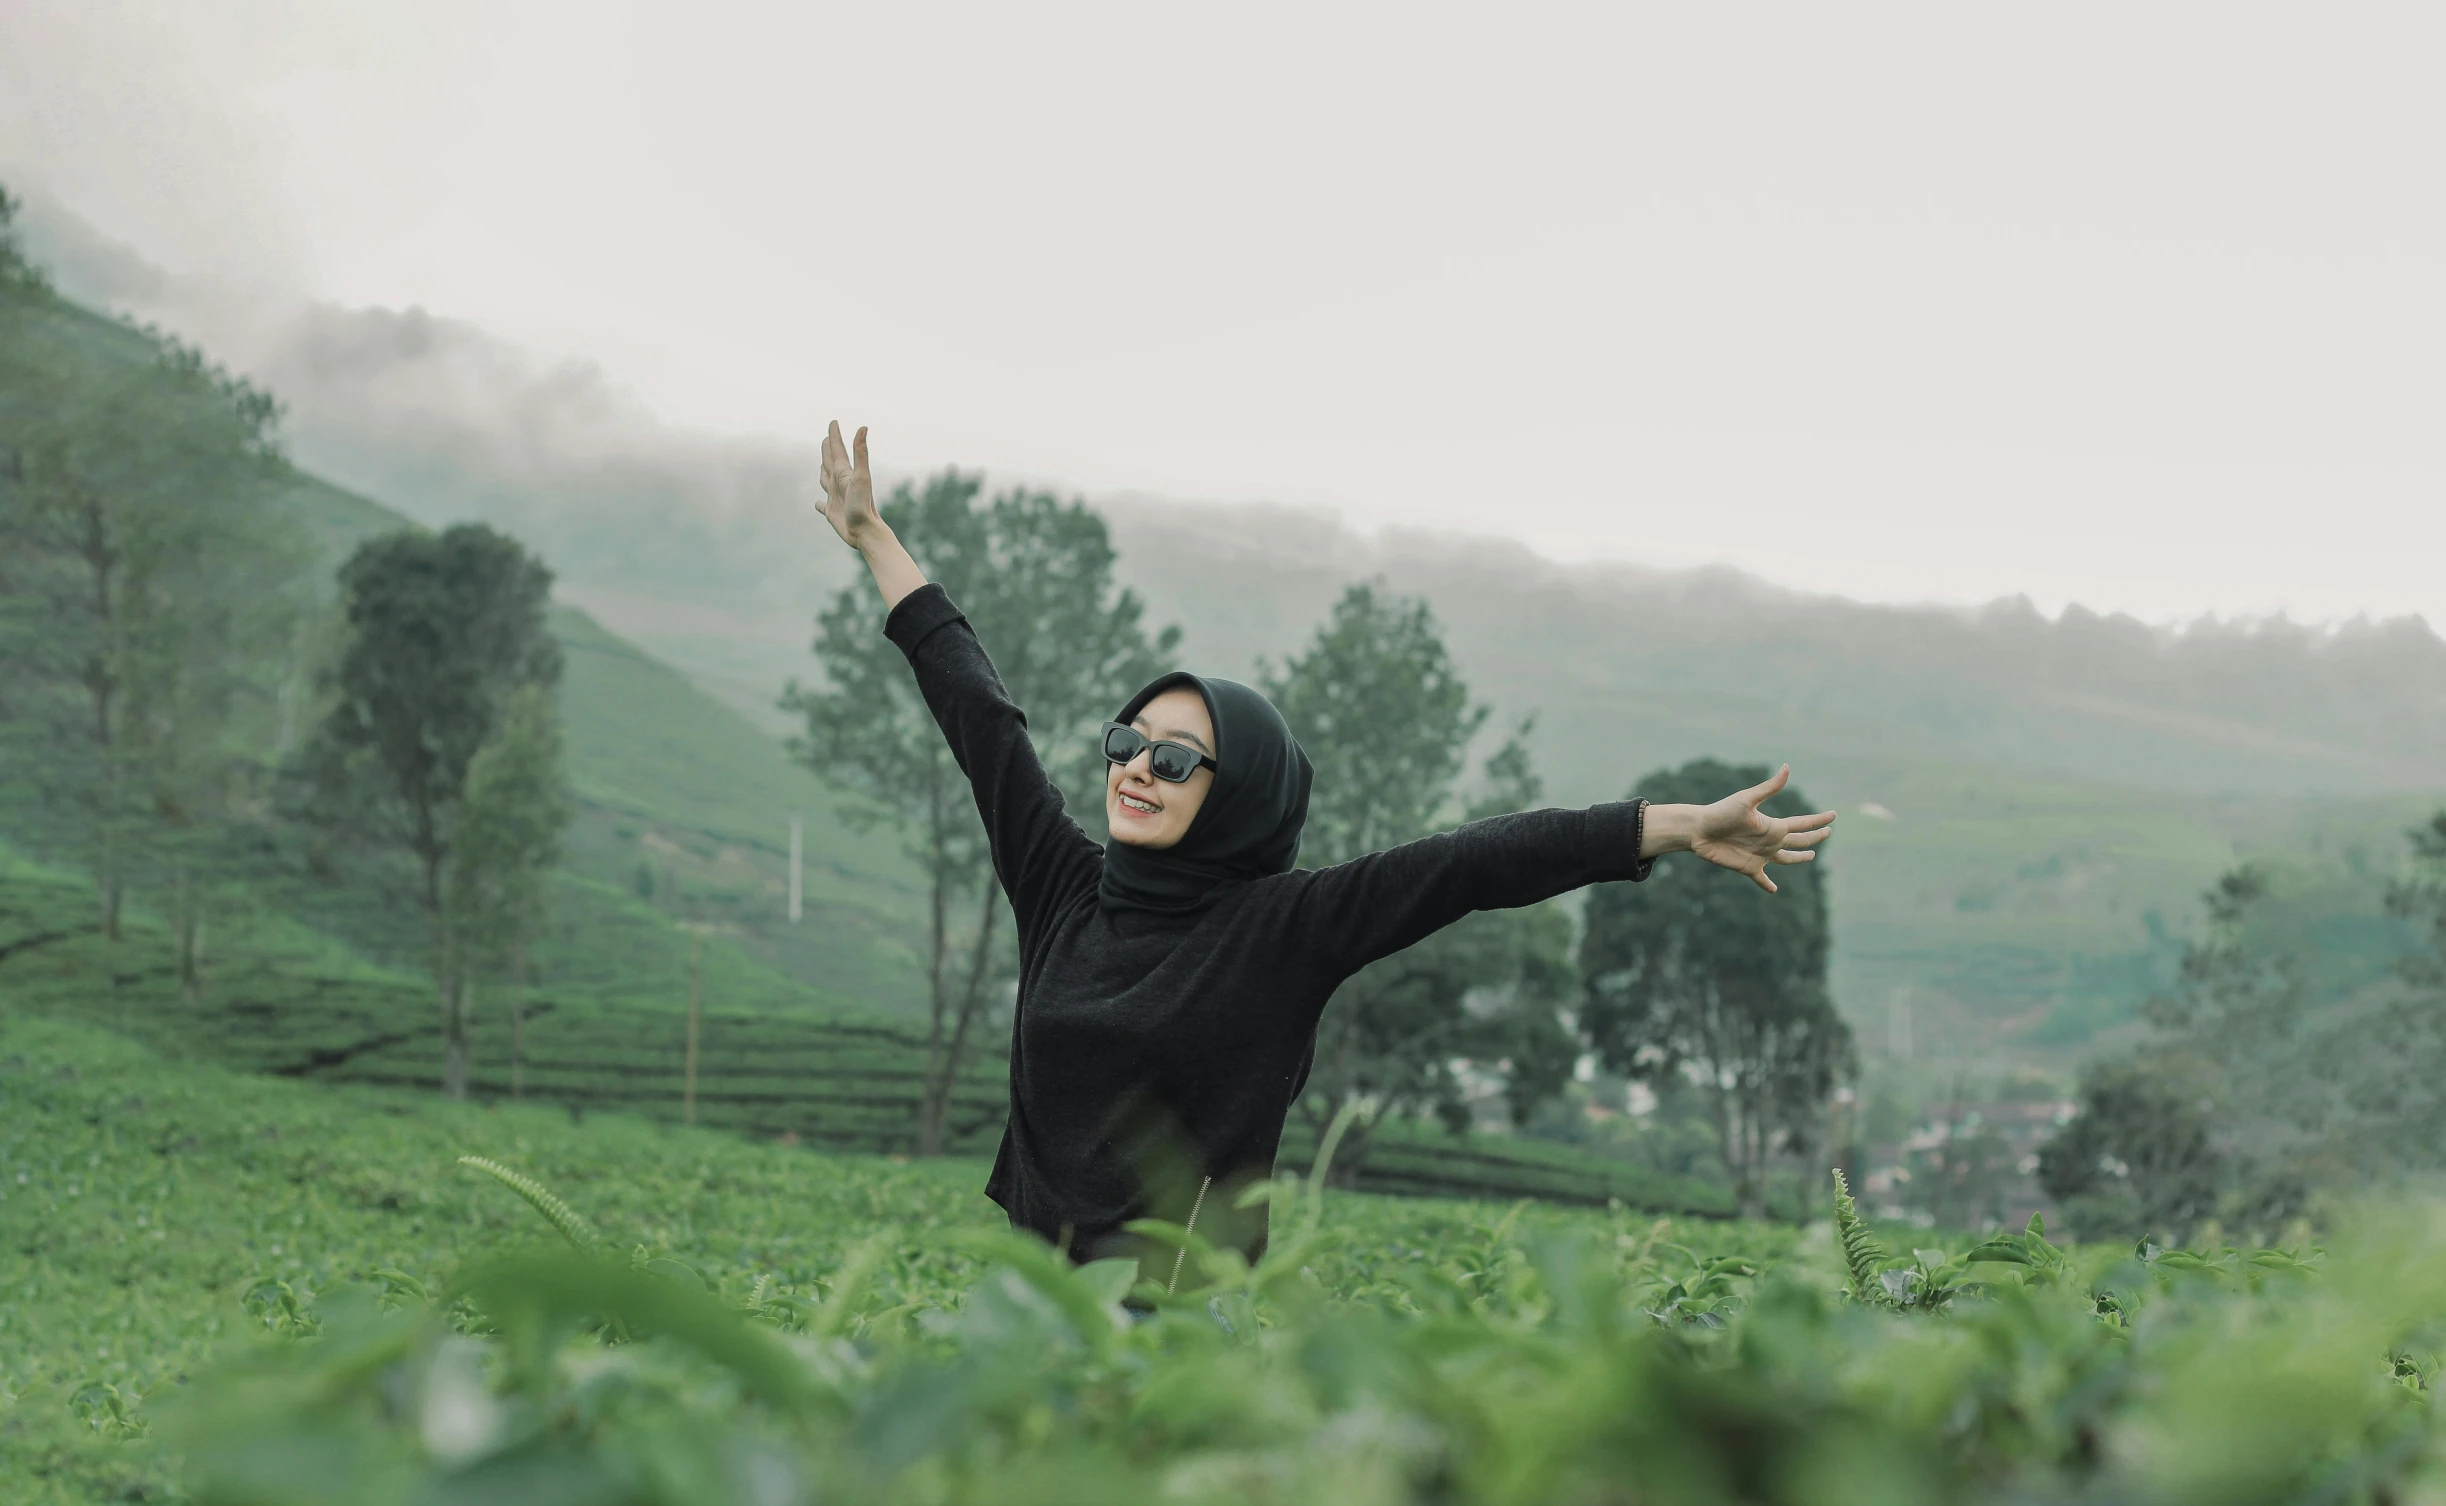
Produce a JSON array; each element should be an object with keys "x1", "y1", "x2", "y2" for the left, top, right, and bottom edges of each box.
[{"x1": 1102, "y1": 722, "x2": 1217, "y2": 784}]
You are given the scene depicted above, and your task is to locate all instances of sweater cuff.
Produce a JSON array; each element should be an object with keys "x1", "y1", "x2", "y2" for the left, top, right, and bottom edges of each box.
[
  {"x1": 883, "y1": 581, "x2": 965, "y2": 659},
  {"x1": 1584, "y1": 800, "x2": 1656, "y2": 884}
]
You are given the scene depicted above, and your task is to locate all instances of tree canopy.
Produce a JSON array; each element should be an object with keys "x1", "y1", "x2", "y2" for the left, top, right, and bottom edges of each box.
[
  {"x1": 1580, "y1": 758, "x2": 1853, "y2": 1219},
  {"x1": 783, "y1": 470, "x2": 1176, "y2": 1154}
]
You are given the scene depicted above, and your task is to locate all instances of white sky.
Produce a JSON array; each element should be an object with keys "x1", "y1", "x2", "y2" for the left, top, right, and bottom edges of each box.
[{"x1": 3, "y1": 1, "x2": 2439, "y2": 627}]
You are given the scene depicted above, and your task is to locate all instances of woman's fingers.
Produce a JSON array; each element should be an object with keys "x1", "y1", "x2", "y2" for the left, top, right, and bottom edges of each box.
[
  {"x1": 1741, "y1": 765, "x2": 1791, "y2": 807},
  {"x1": 1751, "y1": 868, "x2": 1779, "y2": 894},
  {"x1": 1769, "y1": 848, "x2": 1818, "y2": 865},
  {"x1": 1775, "y1": 826, "x2": 1833, "y2": 849},
  {"x1": 853, "y1": 424, "x2": 870, "y2": 476},
  {"x1": 1782, "y1": 808, "x2": 1837, "y2": 833}
]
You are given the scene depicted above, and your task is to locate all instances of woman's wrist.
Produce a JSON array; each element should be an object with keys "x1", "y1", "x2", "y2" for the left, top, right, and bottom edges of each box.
[
  {"x1": 857, "y1": 524, "x2": 929, "y2": 611},
  {"x1": 1639, "y1": 801, "x2": 1699, "y2": 859}
]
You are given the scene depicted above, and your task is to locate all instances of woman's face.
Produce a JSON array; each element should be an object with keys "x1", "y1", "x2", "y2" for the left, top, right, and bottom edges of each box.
[{"x1": 1105, "y1": 686, "x2": 1215, "y2": 850}]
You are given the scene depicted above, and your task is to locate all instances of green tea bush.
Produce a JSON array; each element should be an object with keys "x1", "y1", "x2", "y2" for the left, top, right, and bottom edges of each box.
[
  {"x1": 12, "y1": 1010, "x2": 2446, "y2": 1504},
  {"x1": 160, "y1": 1154, "x2": 2446, "y2": 1503}
]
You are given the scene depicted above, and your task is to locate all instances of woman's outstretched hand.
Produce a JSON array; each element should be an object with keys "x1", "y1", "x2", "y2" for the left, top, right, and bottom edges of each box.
[
  {"x1": 817, "y1": 421, "x2": 881, "y2": 548},
  {"x1": 1642, "y1": 766, "x2": 1836, "y2": 894},
  {"x1": 815, "y1": 420, "x2": 927, "y2": 609}
]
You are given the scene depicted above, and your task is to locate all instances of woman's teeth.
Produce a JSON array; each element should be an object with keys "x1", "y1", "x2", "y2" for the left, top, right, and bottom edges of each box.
[{"x1": 1119, "y1": 792, "x2": 1160, "y2": 815}]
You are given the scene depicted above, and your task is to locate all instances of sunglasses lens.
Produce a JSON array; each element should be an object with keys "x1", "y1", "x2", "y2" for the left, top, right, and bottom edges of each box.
[
  {"x1": 1148, "y1": 743, "x2": 1201, "y2": 783},
  {"x1": 1102, "y1": 724, "x2": 1144, "y2": 766}
]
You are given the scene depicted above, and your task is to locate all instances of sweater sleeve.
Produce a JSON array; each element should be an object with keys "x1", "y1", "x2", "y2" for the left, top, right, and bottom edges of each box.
[
  {"x1": 885, "y1": 583, "x2": 1103, "y2": 938},
  {"x1": 1276, "y1": 801, "x2": 1654, "y2": 981}
]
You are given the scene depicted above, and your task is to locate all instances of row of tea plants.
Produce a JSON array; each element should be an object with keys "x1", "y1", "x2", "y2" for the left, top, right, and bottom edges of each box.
[{"x1": 153, "y1": 1148, "x2": 2446, "y2": 1504}]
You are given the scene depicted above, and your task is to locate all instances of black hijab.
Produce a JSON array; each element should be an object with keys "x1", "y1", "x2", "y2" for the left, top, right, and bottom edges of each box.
[{"x1": 1098, "y1": 672, "x2": 1313, "y2": 915}]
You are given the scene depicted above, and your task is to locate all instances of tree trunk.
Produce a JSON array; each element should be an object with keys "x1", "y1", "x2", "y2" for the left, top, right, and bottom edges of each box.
[
  {"x1": 919, "y1": 834, "x2": 951, "y2": 1153},
  {"x1": 920, "y1": 886, "x2": 1000, "y2": 1156},
  {"x1": 1710, "y1": 1072, "x2": 1766, "y2": 1222},
  {"x1": 683, "y1": 927, "x2": 701, "y2": 1127},
  {"x1": 174, "y1": 869, "x2": 205, "y2": 1007},
  {"x1": 443, "y1": 975, "x2": 472, "y2": 1101},
  {"x1": 1332, "y1": 1110, "x2": 1383, "y2": 1189},
  {"x1": 510, "y1": 938, "x2": 527, "y2": 1100}
]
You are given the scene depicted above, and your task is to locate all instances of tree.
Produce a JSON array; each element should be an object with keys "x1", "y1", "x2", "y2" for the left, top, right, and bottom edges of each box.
[
  {"x1": 2036, "y1": 1055, "x2": 2227, "y2": 1240},
  {"x1": 302, "y1": 524, "x2": 561, "y2": 1100},
  {"x1": 0, "y1": 219, "x2": 304, "y2": 979},
  {"x1": 2041, "y1": 842, "x2": 2446, "y2": 1243},
  {"x1": 447, "y1": 683, "x2": 570, "y2": 1100},
  {"x1": 2388, "y1": 811, "x2": 2446, "y2": 996},
  {"x1": 783, "y1": 471, "x2": 1174, "y2": 1155},
  {"x1": 1579, "y1": 758, "x2": 1854, "y2": 1220},
  {"x1": 2035, "y1": 867, "x2": 2315, "y2": 1242},
  {"x1": 1267, "y1": 584, "x2": 1579, "y2": 1176}
]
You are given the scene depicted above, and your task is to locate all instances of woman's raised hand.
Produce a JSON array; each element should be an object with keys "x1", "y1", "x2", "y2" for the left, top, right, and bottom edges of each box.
[
  {"x1": 817, "y1": 421, "x2": 881, "y2": 548},
  {"x1": 1685, "y1": 765, "x2": 1836, "y2": 894},
  {"x1": 816, "y1": 422, "x2": 929, "y2": 610}
]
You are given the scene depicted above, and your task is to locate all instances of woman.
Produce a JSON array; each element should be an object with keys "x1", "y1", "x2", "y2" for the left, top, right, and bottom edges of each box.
[{"x1": 814, "y1": 422, "x2": 1834, "y2": 1278}]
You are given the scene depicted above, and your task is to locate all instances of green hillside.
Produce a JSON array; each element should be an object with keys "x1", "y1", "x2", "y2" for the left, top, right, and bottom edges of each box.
[
  {"x1": 23, "y1": 197, "x2": 2440, "y2": 1102},
  {"x1": 190, "y1": 288, "x2": 2446, "y2": 1068},
  {"x1": 2, "y1": 260, "x2": 1712, "y2": 1209},
  {"x1": 0, "y1": 1008, "x2": 1777, "y2": 1501},
  {"x1": 0, "y1": 843, "x2": 1722, "y2": 1208}
]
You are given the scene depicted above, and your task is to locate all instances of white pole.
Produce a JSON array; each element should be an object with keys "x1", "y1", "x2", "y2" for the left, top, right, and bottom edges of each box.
[{"x1": 788, "y1": 813, "x2": 803, "y2": 923}]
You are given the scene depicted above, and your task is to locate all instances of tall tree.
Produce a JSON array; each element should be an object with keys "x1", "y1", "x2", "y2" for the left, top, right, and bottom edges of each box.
[
  {"x1": 1267, "y1": 584, "x2": 1578, "y2": 1174},
  {"x1": 0, "y1": 208, "x2": 304, "y2": 973},
  {"x1": 302, "y1": 524, "x2": 560, "y2": 1100},
  {"x1": 2389, "y1": 811, "x2": 2446, "y2": 997},
  {"x1": 2043, "y1": 831, "x2": 2446, "y2": 1242},
  {"x1": 1579, "y1": 758, "x2": 1853, "y2": 1220},
  {"x1": 783, "y1": 471, "x2": 1174, "y2": 1155},
  {"x1": 447, "y1": 683, "x2": 571, "y2": 1100}
]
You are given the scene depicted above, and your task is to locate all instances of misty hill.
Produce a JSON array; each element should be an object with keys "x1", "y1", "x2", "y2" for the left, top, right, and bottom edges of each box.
[
  {"x1": 22, "y1": 192, "x2": 2443, "y2": 1065},
  {"x1": 0, "y1": 262, "x2": 932, "y2": 1025}
]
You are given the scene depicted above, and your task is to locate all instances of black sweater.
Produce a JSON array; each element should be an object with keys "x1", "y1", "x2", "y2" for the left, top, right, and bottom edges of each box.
[{"x1": 887, "y1": 583, "x2": 1653, "y2": 1267}]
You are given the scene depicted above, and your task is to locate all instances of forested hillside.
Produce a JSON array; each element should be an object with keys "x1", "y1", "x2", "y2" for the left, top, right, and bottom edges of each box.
[
  {"x1": 41, "y1": 182, "x2": 2436, "y2": 1065},
  {"x1": 1, "y1": 198, "x2": 1711, "y2": 1207}
]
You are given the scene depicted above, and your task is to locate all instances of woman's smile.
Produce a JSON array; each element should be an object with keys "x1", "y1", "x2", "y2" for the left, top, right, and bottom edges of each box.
[{"x1": 1117, "y1": 790, "x2": 1162, "y2": 816}]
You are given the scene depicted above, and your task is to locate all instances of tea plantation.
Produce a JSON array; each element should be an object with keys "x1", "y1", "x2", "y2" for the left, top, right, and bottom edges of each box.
[
  {"x1": 0, "y1": 843, "x2": 1733, "y2": 1211},
  {"x1": 0, "y1": 1009, "x2": 1765, "y2": 1502},
  {"x1": 9, "y1": 1004, "x2": 2446, "y2": 1504}
]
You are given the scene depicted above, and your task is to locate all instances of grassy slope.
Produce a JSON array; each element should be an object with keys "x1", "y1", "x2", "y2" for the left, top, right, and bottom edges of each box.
[
  {"x1": 8, "y1": 283, "x2": 933, "y2": 1019},
  {"x1": 6, "y1": 285, "x2": 1707, "y2": 1206},
  {"x1": 0, "y1": 1009, "x2": 1785, "y2": 1503}
]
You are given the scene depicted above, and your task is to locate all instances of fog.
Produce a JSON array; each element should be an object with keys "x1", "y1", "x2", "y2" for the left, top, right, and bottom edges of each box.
[{"x1": 3, "y1": 2, "x2": 2440, "y2": 629}]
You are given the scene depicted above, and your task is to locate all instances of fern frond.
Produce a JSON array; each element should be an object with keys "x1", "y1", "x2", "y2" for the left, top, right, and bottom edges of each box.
[
  {"x1": 459, "y1": 1155, "x2": 597, "y2": 1251},
  {"x1": 1831, "y1": 1168, "x2": 1892, "y2": 1308}
]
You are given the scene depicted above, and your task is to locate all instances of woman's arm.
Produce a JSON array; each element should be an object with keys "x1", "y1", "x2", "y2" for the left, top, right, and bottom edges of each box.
[
  {"x1": 1284, "y1": 768, "x2": 1835, "y2": 979},
  {"x1": 817, "y1": 422, "x2": 1101, "y2": 933}
]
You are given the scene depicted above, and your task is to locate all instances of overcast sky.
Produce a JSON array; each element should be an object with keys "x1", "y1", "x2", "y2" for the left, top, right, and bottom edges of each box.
[{"x1": 3, "y1": 2, "x2": 2438, "y2": 627}]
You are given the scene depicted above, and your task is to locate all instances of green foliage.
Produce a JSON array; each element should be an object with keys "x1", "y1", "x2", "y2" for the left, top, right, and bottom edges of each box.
[
  {"x1": 22, "y1": 1011, "x2": 2446, "y2": 1504},
  {"x1": 0, "y1": 1009, "x2": 1755, "y2": 1502},
  {"x1": 448, "y1": 682, "x2": 569, "y2": 980},
  {"x1": 304, "y1": 523, "x2": 562, "y2": 903},
  {"x1": 2043, "y1": 828, "x2": 2446, "y2": 1243},
  {"x1": 780, "y1": 470, "x2": 1177, "y2": 1154},
  {"x1": 1583, "y1": 759, "x2": 1856, "y2": 1218},
  {"x1": 1268, "y1": 589, "x2": 1578, "y2": 1158},
  {"x1": 301, "y1": 522, "x2": 562, "y2": 1099},
  {"x1": 456, "y1": 1154, "x2": 598, "y2": 1251},
  {"x1": 1831, "y1": 1168, "x2": 1888, "y2": 1304},
  {"x1": 0, "y1": 256, "x2": 309, "y2": 957},
  {"x1": 0, "y1": 185, "x2": 52, "y2": 294},
  {"x1": 2391, "y1": 809, "x2": 2446, "y2": 994}
]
